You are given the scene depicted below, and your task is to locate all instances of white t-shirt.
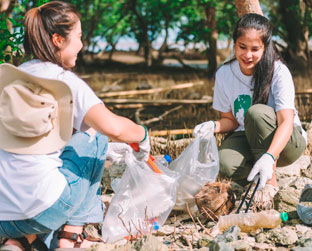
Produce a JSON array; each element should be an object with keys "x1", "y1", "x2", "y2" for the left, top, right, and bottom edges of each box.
[
  {"x1": 213, "y1": 60, "x2": 307, "y2": 142},
  {"x1": 0, "y1": 60, "x2": 102, "y2": 220}
]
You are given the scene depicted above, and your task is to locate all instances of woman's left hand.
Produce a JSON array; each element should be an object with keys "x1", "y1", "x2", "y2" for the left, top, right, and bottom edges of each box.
[{"x1": 247, "y1": 153, "x2": 275, "y2": 190}]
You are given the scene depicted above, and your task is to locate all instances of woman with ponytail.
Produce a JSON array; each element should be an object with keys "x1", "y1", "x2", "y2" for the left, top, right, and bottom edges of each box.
[
  {"x1": 0, "y1": 1, "x2": 150, "y2": 250},
  {"x1": 193, "y1": 13, "x2": 306, "y2": 208}
]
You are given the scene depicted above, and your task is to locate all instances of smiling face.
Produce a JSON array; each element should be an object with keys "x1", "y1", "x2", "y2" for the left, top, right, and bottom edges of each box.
[
  {"x1": 234, "y1": 28, "x2": 265, "y2": 76},
  {"x1": 57, "y1": 19, "x2": 83, "y2": 69}
]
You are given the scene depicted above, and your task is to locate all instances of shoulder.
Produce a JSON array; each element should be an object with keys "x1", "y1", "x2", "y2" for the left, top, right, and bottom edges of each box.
[
  {"x1": 273, "y1": 60, "x2": 292, "y2": 78},
  {"x1": 18, "y1": 60, "x2": 64, "y2": 79},
  {"x1": 215, "y1": 60, "x2": 237, "y2": 84},
  {"x1": 216, "y1": 62, "x2": 232, "y2": 76}
]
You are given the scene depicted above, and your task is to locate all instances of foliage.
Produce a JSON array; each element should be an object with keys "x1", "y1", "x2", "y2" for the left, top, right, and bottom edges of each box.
[{"x1": 1, "y1": 0, "x2": 312, "y2": 68}]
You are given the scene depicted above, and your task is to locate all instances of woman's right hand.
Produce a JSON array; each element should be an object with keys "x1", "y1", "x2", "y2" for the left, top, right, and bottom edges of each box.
[{"x1": 133, "y1": 130, "x2": 150, "y2": 162}]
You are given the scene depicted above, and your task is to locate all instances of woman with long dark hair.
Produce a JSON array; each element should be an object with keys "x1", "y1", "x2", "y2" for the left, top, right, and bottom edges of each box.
[{"x1": 194, "y1": 13, "x2": 306, "y2": 208}]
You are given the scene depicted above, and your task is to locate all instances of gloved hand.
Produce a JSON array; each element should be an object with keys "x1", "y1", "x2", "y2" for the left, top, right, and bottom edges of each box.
[
  {"x1": 247, "y1": 153, "x2": 275, "y2": 190},
  {"x1": 106, "y1": 142, "x2": 132, "y2": 164},
  {"x1": 193, "y1": 120, "x2": 215, "y2": 138},
  {"x1": 133, "y1": 126, "x2": 150, "y2": 162}
]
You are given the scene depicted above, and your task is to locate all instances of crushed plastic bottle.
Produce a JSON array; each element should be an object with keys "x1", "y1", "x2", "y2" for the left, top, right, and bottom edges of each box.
[
  {"x1": 154, "y1": 154, "x2": 172, "y2": 168},
  {"x1": 218, "y1": 209, "x2": 288, "y2": 232}
]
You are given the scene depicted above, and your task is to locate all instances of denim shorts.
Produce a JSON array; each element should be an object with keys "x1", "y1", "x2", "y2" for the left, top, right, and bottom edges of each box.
[{"x1": 0, "y1": 131, "x2": 108, "y2": 238}]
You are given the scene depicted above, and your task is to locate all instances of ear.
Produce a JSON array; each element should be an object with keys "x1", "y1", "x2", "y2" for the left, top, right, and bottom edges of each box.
[{"x1": 52, "y1": 33, "x2": 64, "y2": 48}]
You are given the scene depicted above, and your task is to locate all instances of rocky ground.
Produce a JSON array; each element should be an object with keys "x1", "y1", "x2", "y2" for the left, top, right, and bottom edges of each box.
[
  {"x1": 87, "y1": 124, "x2": 312, "y2": 251},
  {"x1": 88, "y1": 153, "x2": 312, "y2": 251}
]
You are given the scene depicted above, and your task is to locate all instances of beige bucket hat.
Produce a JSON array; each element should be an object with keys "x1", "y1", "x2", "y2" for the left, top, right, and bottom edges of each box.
[{"x1": 0, "y1": 63, "x2": 73, "y2": 154}]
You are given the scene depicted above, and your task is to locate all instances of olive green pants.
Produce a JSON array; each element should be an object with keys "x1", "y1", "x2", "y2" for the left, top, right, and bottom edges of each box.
[{"x1": 219, "y1": 104, "x2": 306, "y2": 186}]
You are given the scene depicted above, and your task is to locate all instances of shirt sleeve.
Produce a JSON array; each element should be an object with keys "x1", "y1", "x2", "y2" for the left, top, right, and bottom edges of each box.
[
  {"x1": 271, "y1": 63, "x2": 295, "y2": 112},
  {"x1": 63, "y1": 72, "x2": 103, "y2": 131},
  {"x1": 212, "y1": 70, "x2": 232, "y2": 113}
]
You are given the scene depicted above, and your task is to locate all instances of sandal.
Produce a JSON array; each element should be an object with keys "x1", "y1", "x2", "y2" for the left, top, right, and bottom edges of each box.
[
  {"x1": 0, "y1": 236, "x2": 48, "y2": 251},
  {"x1": 57, "y1": 228, "x2": 104, "y2": 248}
]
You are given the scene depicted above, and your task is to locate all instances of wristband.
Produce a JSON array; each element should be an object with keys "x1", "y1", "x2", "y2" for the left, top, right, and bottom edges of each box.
[
  {"x1": 210, "y1": 120, "x2": 216, "y2": 129},
  {"x1": 140, "y1": 125, "x2": 148, "y2": 142},
  {"x1": 265, "y1": 152, "x2": 275, "y2": 161}
]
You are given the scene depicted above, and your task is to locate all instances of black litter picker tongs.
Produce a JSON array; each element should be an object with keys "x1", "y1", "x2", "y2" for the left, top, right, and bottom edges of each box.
[{"x1": 236, "y1": 177, "x2": 261, "y2": 213}]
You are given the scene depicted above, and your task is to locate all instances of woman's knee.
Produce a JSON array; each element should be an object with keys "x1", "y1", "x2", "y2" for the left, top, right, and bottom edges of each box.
[
  {"x1": 245, "y1": 104, "x2": 275, "y2": 124},
  {"x1": 219, "y1": 149, "x2": 236, "y2": 178}
]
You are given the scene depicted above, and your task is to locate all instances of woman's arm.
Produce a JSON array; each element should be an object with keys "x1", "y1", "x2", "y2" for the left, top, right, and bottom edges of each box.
[
  {"x1": 214, "y1": 111, "x2": 239, "y2": 133},
  {"x1": 266, "y1": 109, "x2": 294, "y2": 159},
  {"x1": 83, "y1": 103, "x2": 145, "y2": 143}
]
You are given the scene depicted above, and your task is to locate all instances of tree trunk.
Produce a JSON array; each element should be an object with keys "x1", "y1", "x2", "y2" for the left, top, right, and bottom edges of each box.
[
  {"x1": 234, "y1": 0, "x2": 263, "y2": 17},
  {"x1": 279, "y1": 0, "x2": 309, "y2": 70},
  {"x1": 204, "y1": 4, "x2": 217, "y2": 77},
  {"x1": 129, "y1": 0, "x2": 152, "y2": 67},
  {"x1": 153, "y1": 19, "x2": 169, "y2": 66}
]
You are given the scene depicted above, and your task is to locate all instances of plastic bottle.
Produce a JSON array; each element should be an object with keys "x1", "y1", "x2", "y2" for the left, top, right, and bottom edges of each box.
[
  {"x1": 218, "y1": 209, "x2": 288, "y2": 232},
  {"x1": 154, "y1": 154, "x2": 172, "y2": 167}
]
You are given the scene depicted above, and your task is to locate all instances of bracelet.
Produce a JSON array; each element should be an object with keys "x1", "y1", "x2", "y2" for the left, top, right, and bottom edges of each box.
[
  {"x1": 265, "y1": 152, "x2": 275, "y2": 161},
  {"x1": 210, "y1": 120, "x2": 216, "y2": 129},
  {"x1": 140, "y1": 125, "x2": 148, "y2": 142}
]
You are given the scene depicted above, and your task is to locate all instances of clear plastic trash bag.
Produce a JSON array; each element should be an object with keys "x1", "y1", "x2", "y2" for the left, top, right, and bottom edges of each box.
[
  {"x1": 168, "y1": 134, "x2": 219, "y2": 211},
  {"x1": 101, "y1": 151, "x2": 178, "y2": 243}
]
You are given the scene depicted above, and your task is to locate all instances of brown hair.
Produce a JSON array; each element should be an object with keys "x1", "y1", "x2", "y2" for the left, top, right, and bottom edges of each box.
[{"x1": 23, "y1": 1, "x2": 81, "y2": 69}]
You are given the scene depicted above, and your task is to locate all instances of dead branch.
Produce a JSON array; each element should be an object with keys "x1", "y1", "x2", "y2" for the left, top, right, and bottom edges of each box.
[
  {"x1": 97, "y1": 81, "x2": 204, "y2": 97},
  {"x1": 196, "y1": 217, "x2": 213, "y2": 236},
  {"x1": 150, "y1": 129, "x2": 193, "y2": 137},
  {"x1": 186, "y1": 203, "x2": 198, "y2": 232},
  {"x1": 201, "y1": 207, "x2": 217, "y2": 223},
  {"x1": 135, "y1": 108, "x2": 144, "y2": 124},
  {"x1": 102, "y1": 98, "x2": 213, "y2": 106},
  {"x1": 135, "y1": 105, "x2": 183, "y2": 125}
]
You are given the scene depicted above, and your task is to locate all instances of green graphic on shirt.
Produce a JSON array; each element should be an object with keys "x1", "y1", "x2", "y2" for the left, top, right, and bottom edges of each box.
[{"x1": 234, "y1": 95, "x2": 252, "y2": 119}]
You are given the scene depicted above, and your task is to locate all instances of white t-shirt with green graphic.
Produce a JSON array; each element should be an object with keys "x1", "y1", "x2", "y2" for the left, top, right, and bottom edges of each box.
[{"x1": 213, "y1": 60, "x2": 305, "y2": 141}]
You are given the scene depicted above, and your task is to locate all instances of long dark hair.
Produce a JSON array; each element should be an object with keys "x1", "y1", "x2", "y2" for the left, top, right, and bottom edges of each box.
[
  {"x1": 23, "y1": 1, "x2": 81, "y2": 69},
  {"x1": 232, "y1": 13, "x2": 281, "y2": 104}
]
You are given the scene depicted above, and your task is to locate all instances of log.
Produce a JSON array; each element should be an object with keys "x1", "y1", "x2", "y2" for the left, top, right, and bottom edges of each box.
[
  {"x1": 150, "y1": 129, "x2": 194, "y2": 136},
  {"x1": 103, "y1": 98, "x2": 213, "y2": 106},
  {"x1": 97, "y1": 81, "x2": 204, "y2": 98}
]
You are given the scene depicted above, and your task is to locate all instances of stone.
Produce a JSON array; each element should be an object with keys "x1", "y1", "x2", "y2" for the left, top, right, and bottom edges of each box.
[
  {"x1": 274, "y1": 189, "x2": 300, "y2": 212},
  {"x1": 215, "y1": 226, "x2": 240, "y2": 243},
  {"x1": 295, "y1": 225, "x2": 312, "y2": 239},
  {"x1": 289, "y1": 177, "x2": 312, "y2": 191},
  {"x1": 268, "y1": 227, "x2": 298, "y2": 246},
  {"x1": 277, "y1": 177, "x2": 297, "y2": 190},
  {"x1": 132, "y1": 235, "x2": 169, "y2": 251},
  {"x1": 290, "y1": 247, "x2": 312, "y2": 251},
  {"x1": 255, "y1": 232, "x2": 268, "y2": 243},
  {"x1": 296, "y1": 238, "x2": 312, "y2": 247},
  {"x1": 276, "y1": 163, "x2": 301, "y2": 177},
  {"x1": 209, "y1": 241, "x2": 235, "y2": 251},
  {"x1": 251, "y1": 242, "x2": 276, "y2": 250},
  {"x1": 229, "y1": 240, "x2": 250, "y2": 251}
]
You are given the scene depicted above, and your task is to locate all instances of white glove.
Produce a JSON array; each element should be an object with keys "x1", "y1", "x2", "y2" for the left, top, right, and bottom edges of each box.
[
  {"x1": 106, "y1": 142, "x2": 131, "y2": 164},
  {"x1": 247, "y1": 153, "x2": 275, "y2": 190},
  {"x1": 133, "y1": 127, "x2": 150, "y2": 162},
  {"x1": 193, "y1": 120, "x2": 215, "y2": 138}
]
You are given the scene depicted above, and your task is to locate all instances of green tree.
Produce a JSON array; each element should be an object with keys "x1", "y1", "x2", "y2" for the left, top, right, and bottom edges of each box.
[{"x1": 177, "y1": 0, "x2": 237, "y2": 76}]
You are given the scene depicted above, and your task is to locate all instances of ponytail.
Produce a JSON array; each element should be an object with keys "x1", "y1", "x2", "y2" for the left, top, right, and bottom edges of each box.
[{"x1": 23, "y1": 1, "x2": 81, "y2": 69}]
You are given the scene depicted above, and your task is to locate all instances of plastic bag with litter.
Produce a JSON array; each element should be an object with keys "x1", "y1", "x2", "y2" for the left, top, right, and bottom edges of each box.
[
  {"x1": 168, "y1": 134, "x2": 219, "y2": 211},
  {"x1": 101, "y1": 150, "x2": 178, "y2": 243}
]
